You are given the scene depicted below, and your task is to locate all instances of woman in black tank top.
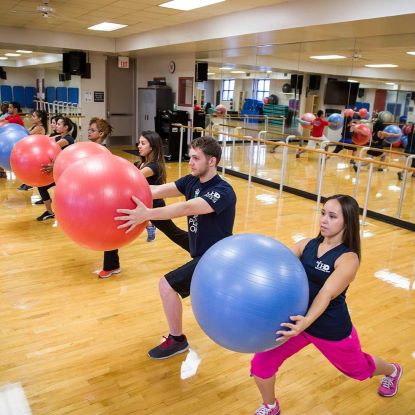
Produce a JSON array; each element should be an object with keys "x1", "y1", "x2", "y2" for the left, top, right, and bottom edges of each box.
[
  {"x1": 98, "y1": 130, "x2": 188, "y2": 279},
  {"x1": 250, "y1": 195, "x2": 402, "y2": 415}
]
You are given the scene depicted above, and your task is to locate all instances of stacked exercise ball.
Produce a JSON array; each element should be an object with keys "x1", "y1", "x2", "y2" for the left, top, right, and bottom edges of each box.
[
  {"x1": 10, "y1": 134, "x2": 61, "y2": 186},
  {"x1": 0, "y1": 124, "x2": 29, "y2": 170},
  {"x1": 54, "y1": 154, "x2": 152, "y2": 251},
  {"x1": 191, "y1": 233, "x2": 309, "y2": 353}
]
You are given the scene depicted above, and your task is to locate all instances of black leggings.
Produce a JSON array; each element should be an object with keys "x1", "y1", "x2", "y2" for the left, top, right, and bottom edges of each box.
[
  {"x1": 103, "y1": 199, "x2": 189, "y2": 271},
  {"x1": 38, "y1": 183, "x2": 55, "y2": 202}
]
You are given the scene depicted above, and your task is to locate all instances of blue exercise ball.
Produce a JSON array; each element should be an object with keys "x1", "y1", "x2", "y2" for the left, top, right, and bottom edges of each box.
[
  {"x1": 0, "y1": 124, "x2": 29, "y2": 170},
  {"x1": 383, "y1": 125, "x2": 402, "y2": 144},
  {"x1": 328, "y1": 113, "x2": 344, "y2": 130},
  {"x1": 191, "y1": 233, "x2": 309, "y2": 353}
]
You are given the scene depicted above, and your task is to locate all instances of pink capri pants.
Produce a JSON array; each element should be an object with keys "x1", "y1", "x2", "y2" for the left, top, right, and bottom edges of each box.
[{"x1": 251, "y1": 326, "x2": 376, "y2": 380}]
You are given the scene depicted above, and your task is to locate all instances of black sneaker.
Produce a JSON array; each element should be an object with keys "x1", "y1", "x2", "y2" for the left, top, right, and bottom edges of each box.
[
  {"x1": 352, "y1": 164, "x2": 358, "y2": 173},
  {"x1": 0, "y1": 171, "x2": 7, "y2": 179},
  {"x1": 377, "y1": 167, "x2": 384, "y2": 172},
  {"x1": 397, "y1": 171, "x2": 403, "y2": 181},
  {"x1": 18, "y1": 184, "x2": 33, "y2": 191},
  {"x1": 34, "y1": 199, "x2": 44, "y2": 205},
  {"x1": 148, "y1": 335, "x2": 189, "y2": 359},
  {"x1": 36, "y1": 211, "x2": 55, "y2": 221}
]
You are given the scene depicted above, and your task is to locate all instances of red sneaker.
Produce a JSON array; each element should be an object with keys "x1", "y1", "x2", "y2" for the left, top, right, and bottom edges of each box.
[{"x1": 98, "y1": 268, "x2": 121, "y2": 279}]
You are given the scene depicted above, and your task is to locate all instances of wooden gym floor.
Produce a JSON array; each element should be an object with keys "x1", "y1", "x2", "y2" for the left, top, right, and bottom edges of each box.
[{"x1": 0, "y1": 146, "x2": 414, "y2": 415}]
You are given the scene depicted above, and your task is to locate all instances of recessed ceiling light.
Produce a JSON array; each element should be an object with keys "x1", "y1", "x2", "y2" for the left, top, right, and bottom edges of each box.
[
  {"x1": 0, "y1": 57, "x2": 8, "y2": 60},
  {"x1": 88, "y1": 22, "x2": 127, "y2": 31},
  {"x1": 159, "y1": 0, "x2": 225, "y2": 11},
  {"x1": 310, "y1": 55, "x2": 346, "y2": 60},
  {"x1": 406, "y1": 51, "x2": 415, "y2": 55},
  {"x1": 365, "y1": 64, "x2": 398, "y2": 68},
  {"x1": 219, "y1": 66, "x2": 232, "y2": 70},
  {"x1": 16, "y1": 50, "x2": 32, "y2": 53},
  {"x1": 5, "y1": 53, "x2": 21, "y2": 57},
  {"x1": 230, "y1": 70, "x2": 245, "y2": 74},
  {"x1": 347, "y1": 79, "x2": 359, "y2": 83}
]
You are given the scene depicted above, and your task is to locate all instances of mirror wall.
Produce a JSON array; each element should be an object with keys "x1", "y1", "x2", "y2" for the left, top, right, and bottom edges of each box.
[{"x1": 195, "y1": 33, "x2": 415, "y2": 226}]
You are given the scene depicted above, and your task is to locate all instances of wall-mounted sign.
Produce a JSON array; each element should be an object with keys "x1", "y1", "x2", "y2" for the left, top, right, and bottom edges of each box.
[
  {"x1": 118, "y1": 56, "x2": 129, "y2": 69},
  {"x1": 94, "y1": 91, "x2": 105, "y2": 102}
]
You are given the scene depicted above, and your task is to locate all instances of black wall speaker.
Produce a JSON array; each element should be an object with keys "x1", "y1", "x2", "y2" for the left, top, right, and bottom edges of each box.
[
  {"x1": 59, "y1": 73, "x2": 65, "y2": 82},
  {"x1": 411, "y1": 92, "x2": 415, "y2": 101},
  {"x1": 195, "y1": 62, "x2": 208, "y2": 82},
  {"x1": 358, "y1": 88, "x2": 365, "y2": 98},
  {"x1": 81, "y1": 62, "x2": 91, "y2": 79},
  {"x1": 308, "y1": 74, "x2": 321, "y2": 90},
  {"x1": 290, "y1": 74, "x2": 303, "y2": 92},
  {"x1": 63, "y1": 51, "x2": 87, "y2": 75},
  {"x1": 0, "y1": 67, "x2": 7, "y2": 80}
]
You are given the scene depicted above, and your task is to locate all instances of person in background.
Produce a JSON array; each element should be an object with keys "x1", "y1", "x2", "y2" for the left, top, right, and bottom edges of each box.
[
  {"x1": 250, "y1": 195, "x2": 402, "y2": 415},
  {"x1": 296, "y1": 110, "x2": 329, "y2": 158},
  {"x1": 193, "y1": 100, "x2": 202, "y2": 112},
  {"x1": 36, "y1": 116, "x2": 77, "y2": 221},
  {"x1": 0, "y1": 102, "x2": 8, "y2": 120},
  {"x1": 397, "y1": 122, "x2": 415, "y2": 180},
  {"x1": 5, "y1": 102, "x2": 24, "y2": 127}
]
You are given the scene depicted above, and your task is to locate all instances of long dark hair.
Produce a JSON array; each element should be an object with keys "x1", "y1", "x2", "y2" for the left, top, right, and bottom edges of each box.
[
  {"x1": 57, "y1": 116, "x2": 78, "y2": 139},
  {"x1": 139, "y1": 130, "x2": 166, "y2": 184},
  {"x1": 318, "y1": 194, "x2": 361, "y2": 261},
  {"x1": 33, "y1": 110, "x2": 48, "y2": 134}
]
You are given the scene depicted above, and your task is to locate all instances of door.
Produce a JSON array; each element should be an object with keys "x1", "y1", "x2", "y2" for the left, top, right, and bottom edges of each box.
[
  {"x1": 106, "y1": 56, "x2": 136, "y2": 145},
  {"x1": 138, "y1": 88, "x2": 156, "y2": 132}
]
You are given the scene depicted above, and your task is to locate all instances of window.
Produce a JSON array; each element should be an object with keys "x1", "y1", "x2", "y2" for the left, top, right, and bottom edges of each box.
[
  {"x1": 255, "y1": 79, "x2": 270, "y2": 101},
  {"x1": 222, "y1": 79, "x2": 235, "y2": 101}
]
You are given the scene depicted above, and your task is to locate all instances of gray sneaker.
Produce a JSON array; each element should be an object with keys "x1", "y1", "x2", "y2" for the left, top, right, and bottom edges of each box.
[{"x1": 148, "y1": 335, "x2": 189, "y2": 359}]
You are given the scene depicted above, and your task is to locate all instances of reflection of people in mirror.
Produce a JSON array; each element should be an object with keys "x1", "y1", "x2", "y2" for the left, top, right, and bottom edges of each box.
[{"x1": 193, "y1": 100, "x2": 202, "y2": 112}]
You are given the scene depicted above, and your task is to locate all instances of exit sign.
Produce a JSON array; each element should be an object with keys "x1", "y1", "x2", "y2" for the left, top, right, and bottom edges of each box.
[{"x1": 118, "y1": 56, "x2": 129, "y2": 69}]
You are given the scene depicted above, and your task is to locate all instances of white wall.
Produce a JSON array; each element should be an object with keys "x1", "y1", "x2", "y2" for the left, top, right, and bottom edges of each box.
[{"x1": 137, "y1": 52, "x2": 195, "y2": 114}]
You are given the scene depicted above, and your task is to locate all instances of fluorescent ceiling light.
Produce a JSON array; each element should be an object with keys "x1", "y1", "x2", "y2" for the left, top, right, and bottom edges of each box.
[
  {"x1": 16, "y1": 50, "x2": 32, "y2": 53},
  {"x1": 347, "y1": 79, "x2": 358, "y2": 83},
  {"x1": 5, "y1": 53, "x2": 21, "y2": 57},
  {"x1": 230, "y1": 70, "x2": 245, "y2": 74},
  {"x1": 219, "y1": 66, "x2": 232, "y2": 70},
  {"x1": 0, "y1": 57, "x2": 8, "y2": 60},
  {"x1": 159, "y1": 0, "x2": 225, "y2": 11},
  {"x1": 207, "y1": 72, "x2": 215, "y2": 75},
  {"x1": 406, "y1": 51, "x2": 415, "y2": 55},
  {"x1": 365, "y1": 64, "x2": 398, "y2": 68},
  {"x1": 310, "y1": 55, "x2": 346, "y2": 60},
  {"x1": 385, "y1": 82, "x2": 395, "y2": 85},
  {"x1": 88, "y1": 22, "x2": 127, "y2": 31}
]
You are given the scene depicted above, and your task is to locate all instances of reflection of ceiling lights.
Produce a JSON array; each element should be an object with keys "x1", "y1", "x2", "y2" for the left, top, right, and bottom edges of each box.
[
  {"x1": 159, "y1": 0, "x2": 225, "y2": 11},
  {"x1": 5, "y1": 53, "x2": 20, "y2": 57},
  {"x1": 0, "y1": 57, "x2": 8, "y2": 60},
  {"x1": 230, "y1": 70, "x2": 245, "y2": 74},
  {"x1": 16, "y1": 50, "x2": 32, "y2": 54},
  {"x1": 406, "y1": 51, "x2": 415, "y2": 55},
  {"x1": 348, "y1": 79, "x2": 359, "y2": 83},
  {"x1": 219, "y1": 66, "x2": 232, "y2": 70},
  {"x1": 374, "y1": 269, "x2": 415, "y2": 290},
  {"x1": 88, "y1": 22, "x2": 127, "y2": 31},
  {"x1": 365, "y1": 64, "x2": 398, "y2": 68},
  {"x1": 310, "y1": 55, "x2": 346, "y2": 60},
  {"x1": 386, "y1": 82, "x2": 395, "y2": 85},
  {"x1": 207, "y1": 72, "x2": 215, "y2": 75},
  {"x1": 266, "y1": 70, "x2": 272, "y2": 74}
]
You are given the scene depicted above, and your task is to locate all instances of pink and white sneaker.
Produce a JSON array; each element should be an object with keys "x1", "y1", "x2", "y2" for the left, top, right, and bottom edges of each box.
[
  {"x1": 254, "y1": 400, "x2": 280, "y2": 415},
  {"x1": 378, "y1": 363, "x2": 402, "y2": 397}
]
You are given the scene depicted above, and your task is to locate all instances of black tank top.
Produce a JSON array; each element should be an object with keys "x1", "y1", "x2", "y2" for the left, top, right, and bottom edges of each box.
[{"x1": 301, "y1": 238, "x2": 353, "y2": 340}]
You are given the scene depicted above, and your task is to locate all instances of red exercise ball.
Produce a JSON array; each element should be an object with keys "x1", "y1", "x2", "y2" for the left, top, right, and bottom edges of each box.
[
  {"x1": 358, "y1": 108, "x2": 368, "y2": 118},
  {"x1": 0, "y1": 120, "x2": 8, "y2": 128},
  {"x1": 352, "y1": 124, "x2": 371, "y2": 145},
  {"x1": 300, "y1": 113, "x2": 315, "y2": 129},
  {"x1": 54, "y1": 154, "x2": 152, "y2": 251},
  {"x1": 344, "y1": 108, "x2": 354, "y2": 118},
  {"x1": 391, "y1": 140, "x2": 402, "y2": 148},
  {"x1": 53, "y1": 141, "x2": 111, "y2": 183},
  {"x1": 10, "y1": 134, "x2": 62, "y2": 186}
]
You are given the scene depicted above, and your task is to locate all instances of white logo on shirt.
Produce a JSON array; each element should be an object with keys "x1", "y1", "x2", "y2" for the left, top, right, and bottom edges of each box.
[
  {"x1": 205, "y1": 191, "x2": 221, "y2": 203},
  {"x1": 315, "y1": 260, "x2": 330, "y2": 273}
]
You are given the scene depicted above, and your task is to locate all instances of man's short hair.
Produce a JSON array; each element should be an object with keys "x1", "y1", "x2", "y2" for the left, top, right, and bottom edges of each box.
[{"x1": 190, "y1": 136, "x2": 221, "y2": 165}]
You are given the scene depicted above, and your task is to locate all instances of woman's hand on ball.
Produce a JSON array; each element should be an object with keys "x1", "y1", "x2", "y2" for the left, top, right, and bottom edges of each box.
[
  {"x1": 276, "y1": 315, "x2": 308, "y2": 339},
  {"x1": 116, "y1": 195, "x2": 150, "y2": 233}
]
